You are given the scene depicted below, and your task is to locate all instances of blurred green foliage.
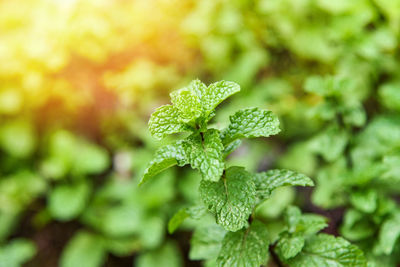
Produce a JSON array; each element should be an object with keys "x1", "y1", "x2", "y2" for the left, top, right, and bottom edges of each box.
[{"x1": 0, "y1": 0, "x2": 399, "y2": 266}]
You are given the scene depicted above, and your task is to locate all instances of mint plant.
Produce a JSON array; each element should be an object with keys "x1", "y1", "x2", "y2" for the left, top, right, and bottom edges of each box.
[{"x1": 141, "y1": 79, "x2": 366, "y2": 266}]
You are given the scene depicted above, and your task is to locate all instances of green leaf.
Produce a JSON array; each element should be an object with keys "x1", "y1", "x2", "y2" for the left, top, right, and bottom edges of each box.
[
  {"x1": 276, "y1": 233, "x2": 305, "y2": 259},
  {"x1": 168, "y1": 205, "x2": 206, "y2": 234},
  {"x1": 140, "y1": 141, "x2": 188, "y2": 185},
  {"x1": 170, "y1": 88, "x2": 202, "y2": 122},
  {"x1": 296, "y1": 214, "x2": 328, "y2": 235},
  {"x1": 221, "y1": 108, "x2": 280, "y2": 145},
  {"x1": 73, "y1": 141, "x2": 109, "y2": 175},
  {"x1": 222, "y1": 139, "x2": 241, "y2": 158},
  {"x1": 199, "y1": 167, "x2": 256, "y2": 231},
  {"x1": 193, "y1": 80, "x2": 240, "y2": 118},
  {"x1": 283, "y1": 206, "x2": 327, "y2": 235},
  {"x1": 148, "y1": 105, "x2": 191, "y2": 140},
  {"x1": 0, "y1": 239, "x2": 36, "y2": 267},
  {"x1": 190, "y1": 225, "x2": 226, "y2": 260},
  {"x1": 216, "y1": 220, "x2": 270, "y2": 267},
  {"x1": 0, "y1": 120, "x2": 36, "y2": 158},
  {"x1": 253, "y1": 169, "x2": 314, "y2": 200},
  {"x1": 49, "y1": 181, "x2": 91, "y2": 221},
  {"x1": 185, "y1": 129, "x2": 224, "y2": 182},
  {"x1": 287, "y1": 234, "x2": 367, "y2": 267},
  {"x1": 61, "y1": 232, "x2": 106, "y2": 267},
  {"x1": 375, "y1": 212, "x2": 400, "y2": 255},
  {"x1": 136, "y1": 241, "x2": 183, "y2": 267}
]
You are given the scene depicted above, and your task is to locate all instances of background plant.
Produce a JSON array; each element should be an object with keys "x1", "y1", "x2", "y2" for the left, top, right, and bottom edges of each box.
[{"x1": 0, "y1": 0, "x2": 399, "y2": 266}]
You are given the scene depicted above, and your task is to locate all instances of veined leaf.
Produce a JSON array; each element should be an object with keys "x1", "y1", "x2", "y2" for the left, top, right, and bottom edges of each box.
[
  {"x1": 253, "y1": 169, "x2": 314, "y2": 200},
  {"x1": 221, "y1": 108, "x2": 280, "y2": 145},
  {"x1": 217, "y1": 220, "x2": 270, "y2": 267},
  {"x1": 148, "y1": 105, "x2": 191, "y2": 140},
  {"x1": 170, "y1": 88, "x2": 202, "y2": 123},
  {"x1": 199, "y1": 167, "x2": 256, "y2": 231},
  {"x1": 140, "y1": 141, "x2": 188, "y2": 185},
  {"x1": 185, "y1": 129, "x2": 224, "y2": 182},
  {"x1": 287, "y1": 234, "x2": 367, "y2": 267},
  {"x1": 275, "y1": 233, "x2": 305, "y2": 259}
]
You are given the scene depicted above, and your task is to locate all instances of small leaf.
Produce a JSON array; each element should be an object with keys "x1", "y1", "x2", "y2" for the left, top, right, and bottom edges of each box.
[
  {"x1": 222, "y1": 139, "x2": 242, "y2": 158},
  {"x1": 148, "y1": 105, "x2": 191, "y2": 140},
  {"x1": 221, "y1": 108, "x2": 280, "y2": 145},
  {"x1": 287, "y1": 234, "x2": 367, "y2": 267},
  {"x1": 253, "y1": 169, "x2": 314, "y2": 200},
  {"x1": 190, "y1": 225, "x2": 226, "y2": 260},
  {"x1": 185, "y1": 129, "x2": 225, "y2": 182},
  {"x1": 168, "y1": 205, "x2": 206, "y2": 234},
  {"x1": 170, "y1": 88, "x2": 202, "y2": 122},
  {"x1": 140, "y1": 141, "x2": 188, "y2": 185},
  {"x1": 276, "y1": 233, "x2": 305, "y2": 259},
  {"x1": 199, "y1": 167, "x2": 256, "y2": 232},
  {"x1": 217, "y1": 220, "x2": 270, "y2": 267},
  {"x1": 193, "y1": 80, "x2": 240, "y2": 119},
  {"x1": 61, "y1": 232, "x2": 106, "y2": 267}
]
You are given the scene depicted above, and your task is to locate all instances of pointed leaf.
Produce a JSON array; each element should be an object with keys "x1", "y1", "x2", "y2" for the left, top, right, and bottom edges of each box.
[
  {"x1": 221, "y1": 108, "x2": 280, "y2": 145},
  {"x1": 254, "y1": 169, "x2": 314, "y2": 200},
  {"x1": 140, "y1": 141, "x2": 188, "y2": 185},
  {"x1": 276, "y1": 233, "x2": 305, "y2": 259},
  {"x1": 168, "y1": 205, "x2": 206, "y2": 234},
  {"x1": 148, "y1": 105, "x2": 191, "y2": 140}
]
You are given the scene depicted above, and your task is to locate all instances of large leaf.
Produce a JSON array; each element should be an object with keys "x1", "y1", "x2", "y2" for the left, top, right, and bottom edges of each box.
[
  {"x1": 199, "y1": 167, "x2": 256, "y2": 231},
  {"x1": 217, "y1": 220, "x2": 270, "y2": 267},
  {"x1": 221, "y1": 108, "x2": 280, "y2": 145},
  {"x1": 287, "y1": 234, "x2": 367, "y2": 267}
]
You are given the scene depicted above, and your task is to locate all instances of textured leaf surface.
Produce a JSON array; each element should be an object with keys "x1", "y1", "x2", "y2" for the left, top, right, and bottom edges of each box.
[
  {"x1": 140, "y1": 141, "x2": 188, "y2": 185},
  {"x1": 253, "y1": 169, "x2": 314, "y2": 199},
  {"x1": 192, "y1": 80, "x2": 240, "y2": 118},
  {"x1": 190, "y1": 225, "x2": 226, "y2": 260},
  {"x1": 199, "y1": 167, "x2": 256, "y2": 231},
  {"x1": 148, "y1": 105, "x2": 190, "y2": 140},
  {"x1": 276, "y1": 234, "x2": 305, "y2": 259},
  {"x1": 170, "y1": 88, "x2": 202, "y2": 122},
  {"x1": 217, "y1": 221, "x2": 270, "y2": 267},
  {"x1": 186, "y1": 130, "x2": 224, "y2": 182},
  {"x1": 221, "y1": 108, "x2": 280, "y2": 145},
  {"x1": 287, "y1": 234, "x2": 367, "y2": 267}
]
